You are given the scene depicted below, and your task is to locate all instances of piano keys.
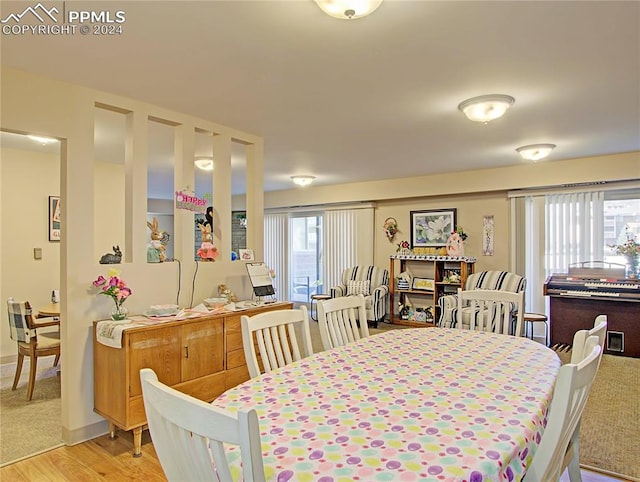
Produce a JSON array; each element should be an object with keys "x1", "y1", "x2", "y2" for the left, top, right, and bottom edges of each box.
[{"x1": 544, "y1": 266, "x2": 640, "y2": 358}]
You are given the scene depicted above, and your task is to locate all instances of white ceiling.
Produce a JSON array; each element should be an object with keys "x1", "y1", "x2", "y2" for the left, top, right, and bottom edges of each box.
[{"x1": 1, "y1": 1, "x2": 639, "y2": 195}]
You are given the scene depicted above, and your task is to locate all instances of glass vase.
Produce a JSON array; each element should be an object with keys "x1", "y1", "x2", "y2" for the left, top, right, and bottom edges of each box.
[
  {"x1": 111, "y1": 305, "x2": 129, "y2": 321},
  {"x1": 625, "y1": 255, "x2": 639, "y2": 280}
]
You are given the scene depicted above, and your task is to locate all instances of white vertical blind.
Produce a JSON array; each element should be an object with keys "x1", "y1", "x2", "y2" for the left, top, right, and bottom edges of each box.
[
  {"x1": 263, "y1": 213, "x2": 288, "y2": 298},
  {"x1": 545, "y1": 191, "x2": 604, "y2": 276},
  {"x1": 323, "y1": 210, "x2": 357, "y2": 291}
]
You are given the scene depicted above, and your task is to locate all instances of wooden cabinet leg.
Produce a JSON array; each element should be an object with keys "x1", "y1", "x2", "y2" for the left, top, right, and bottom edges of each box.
[
  {"x1": 132, "y1": 426, "x2": 143, "y2": 457},
  {"x1": 109, "y1": 422, "x2": 118, "y2": 440}
]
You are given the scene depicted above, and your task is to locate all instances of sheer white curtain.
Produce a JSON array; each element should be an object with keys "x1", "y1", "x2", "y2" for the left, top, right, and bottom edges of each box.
[{"x1": 264, "y1": 213, "x2": 288, "y2": 299}]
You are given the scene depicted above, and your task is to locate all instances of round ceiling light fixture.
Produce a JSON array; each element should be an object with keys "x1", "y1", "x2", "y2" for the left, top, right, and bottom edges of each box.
[
  {"x1": 291, "y1": 175, "x2": 316, "y2": 187},
  {"x1": 516, "y1": 144, "x2": 557, "y2": 162},
  {"x1": 194, "y1": 157, "x2": 214, "y2": 171},
  {"x1": 314, "y1": 0, "x2": 383, "y2": 19},
  {"x1": 458, "y1": 94, "x2": 515, "y2": 123}
]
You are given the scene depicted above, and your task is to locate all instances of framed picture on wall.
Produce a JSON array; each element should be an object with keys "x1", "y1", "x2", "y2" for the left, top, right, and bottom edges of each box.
[
  {"x1": 49, "y1": 196, "x2": 61, "y2": 241},
  {"x1": 410, "y1": 208, "x2": 456, "y2": 248}
]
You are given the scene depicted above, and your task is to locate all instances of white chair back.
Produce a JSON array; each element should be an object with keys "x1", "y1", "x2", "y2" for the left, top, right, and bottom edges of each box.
[
  {"x1": 562, "y1": 315, "x2": 608, "y2": 481},
  {"x1": 317, "y1": 294, "x2": 369, "y2": 351},
  {"x1": 571, "y1": 314, "x2": 607, "y2": 365},
  {"x1": 140, "y1": 368, "x2": 265, "y2": 482},
  {"x1": 456, "y1": 289, "x2": 525, "y2": 336},
  {"x1": 241, "y1": 306, "x2": 313, "y2": 378},
  {"x1": 524, "y1": 337, "x2": 601, "y2": 482}
]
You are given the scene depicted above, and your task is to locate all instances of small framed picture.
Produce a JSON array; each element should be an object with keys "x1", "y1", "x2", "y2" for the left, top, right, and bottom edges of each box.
[
  {"x1": 411, "y1": 277, "x2": 435, "y2": 291},
  {"x1": 410, "y1": 209, "x2": 456, "y2": 248},
  {"x1": 239, "y1": 249, "x2": 255, "y2": 261},
  {"x1": 49, "y1": 196, "x2": 61, "y2": 241}
]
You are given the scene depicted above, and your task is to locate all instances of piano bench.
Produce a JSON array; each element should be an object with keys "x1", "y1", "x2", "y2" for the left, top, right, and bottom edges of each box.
[{"x1": 524, "y1": 313, "x2": 549, "y2": 347}]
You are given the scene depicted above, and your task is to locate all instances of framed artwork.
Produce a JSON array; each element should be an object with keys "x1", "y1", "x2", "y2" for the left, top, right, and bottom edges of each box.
[
  {"x1": 48, "y1": 196, "x2": 61, "y2": 241},
  {"x1": 410, "y1": 209, "x2": 456, "y2": 248},
  {"x1": 411, "y1": 277, "x2": 435, "y2": 291},
  {"x1": 239, "y1": 249, "x2": 255, "y2": 261}
]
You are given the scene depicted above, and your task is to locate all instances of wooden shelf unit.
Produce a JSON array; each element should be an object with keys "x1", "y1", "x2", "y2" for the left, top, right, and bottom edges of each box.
[
  {"x1": 93, "y1": 301, "x2": 292, "y2": 456},
  {"x1": 389, "y1": 255, "x2": 475, "y2": 326}
]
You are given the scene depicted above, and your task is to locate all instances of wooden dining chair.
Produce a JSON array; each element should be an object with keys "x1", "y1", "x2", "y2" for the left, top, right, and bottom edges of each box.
[
  {"x1": 455, "y1": 288, "x2": 525, "y2": 336},
  {"x1": 524, "y1": 336, "x2": 601, "y2": 482},
  {"x1": 562, "y1": 315, "x2": 608, "y2": 482},
  {"x1": 140, "y1": 368, "x2": 265, "y2": 482},
  {"x1": 6, "y1": 298, "x2": 60, "y2": 401},
  {"x1": 316, "y1": 294, "x2": 369, "y2": 351},
  {"x1": 241, "y1": 306, "x2": 313, "y2": 378}
]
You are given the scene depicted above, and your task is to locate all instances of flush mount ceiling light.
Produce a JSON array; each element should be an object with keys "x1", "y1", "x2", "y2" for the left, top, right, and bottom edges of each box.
[
  {"x1": 291, "y1": 175, "x2": 316, "y2": 187},
  {"x1": 458, "y1": 94, "x2": 515, "y2": 123},
  {"x1": 28, "y1": 135, "x2": 58, "y2": 145},
  {"x1": 314, "y1": 0, "x2": 383, "y2": 19},
  {"x1": 194, "y1": 157, "x2": 214, "y2": 171},
  {"x1": 516, "y1": 144, "x2": 557, "y2": 162}
]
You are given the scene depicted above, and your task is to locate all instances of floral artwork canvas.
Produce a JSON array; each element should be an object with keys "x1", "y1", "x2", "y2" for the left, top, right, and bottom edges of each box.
[{"x1": 410, "y1": 209, "x2": 456, "y2": 248}]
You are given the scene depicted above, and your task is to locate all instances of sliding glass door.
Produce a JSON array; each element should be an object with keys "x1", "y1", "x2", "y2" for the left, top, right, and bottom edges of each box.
[{"x1": 290, "y1": 214, "x2": 323, "y2": 303}]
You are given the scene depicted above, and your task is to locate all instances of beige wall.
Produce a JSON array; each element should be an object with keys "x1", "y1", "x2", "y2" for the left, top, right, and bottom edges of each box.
[
  {"x1": 94, "y1": 161, "x2": 126, "y2": 261},
  {"x1": 1, "y1": 148, "x2": 61, "y2": 361},
  {"x1": 1, "y1": 67, "x2": 264, "y2": 445},
  {"x1": 375, "y1": 192, "x2": 511, "y2": 275}
]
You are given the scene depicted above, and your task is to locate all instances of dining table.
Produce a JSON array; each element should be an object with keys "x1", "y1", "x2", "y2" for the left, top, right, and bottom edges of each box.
[{"x1": 213, "y1": 327, "x2": 561, "y2": 482}]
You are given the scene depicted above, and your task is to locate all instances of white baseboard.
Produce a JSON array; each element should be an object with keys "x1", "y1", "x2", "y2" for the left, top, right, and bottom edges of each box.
[{"x1": 62, "y1": 419, "x2": 110, "y2": 446}]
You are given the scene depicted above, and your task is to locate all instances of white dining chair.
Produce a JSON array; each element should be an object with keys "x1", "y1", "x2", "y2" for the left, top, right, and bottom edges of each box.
[
  {"x1": 316, "y1": 294, "x2": 370, "y2": 351},
  {"x1": 570, "y1": 314, "x2": 607, "y2": 365},
  {"x1": 241, "y1": 306, "x2": 313, "y2": 378},
  {"x1": 455, "y1": 288, "x2": 525, "y2": 336},
  {"x1": 524, "y1": 336, "x2": 601, "y2": 482},
  {"x1": 140, "y1": 368, "x2": 265, "y2": 482},
  {"x1": 562, "y1": 314, "x2": 608, "y2": 482}
]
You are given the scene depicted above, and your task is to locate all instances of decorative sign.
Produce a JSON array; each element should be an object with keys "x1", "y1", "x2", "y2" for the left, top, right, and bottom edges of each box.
[
  {"x1": 175, "y1": 191, "x2": 207, "y2": 213},
  {"x1": 483, "y1": 215, "x2": 495, "y2": 256}
]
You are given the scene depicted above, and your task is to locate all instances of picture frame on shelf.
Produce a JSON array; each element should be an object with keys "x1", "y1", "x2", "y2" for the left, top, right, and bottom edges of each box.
[
  {"x1": 411, "y1": 277, "x2": 435, "y2": 291},
  {"x1": 239, "y1": 249, "x2": 255, "y2": 261},
  {"x1": 410, "y1": 209, "x2": 456, "y2": 248},
  {"x1": 48, "y1": 195, "x2": 61, "y2": 241}
]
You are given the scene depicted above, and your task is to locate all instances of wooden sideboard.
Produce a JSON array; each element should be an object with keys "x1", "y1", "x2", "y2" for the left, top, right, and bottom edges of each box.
[{"x1": 93, "y1": 301, "x2": 293, "y2": 456}]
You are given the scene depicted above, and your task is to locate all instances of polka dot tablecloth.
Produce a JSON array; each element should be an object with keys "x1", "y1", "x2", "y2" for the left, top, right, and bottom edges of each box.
[{"x1": 215, "y1": 328, "x2": 561, "y2": 482}]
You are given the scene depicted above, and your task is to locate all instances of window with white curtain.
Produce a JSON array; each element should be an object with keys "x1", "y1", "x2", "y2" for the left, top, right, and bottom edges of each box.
[
  {"x1": 512, "y1": 184, "x2": 640, "y2": 313},
  {"x1": 264, "y1": 204, "x2": 374, "y2": 303}
]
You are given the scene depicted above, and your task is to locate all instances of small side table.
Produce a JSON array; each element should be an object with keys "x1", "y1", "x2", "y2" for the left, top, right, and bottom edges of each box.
[
  {"x1": 524, "y1": 312, "x2": 549, "y2": 347},
  {"x1": 37, "y1": 302, "x2": 60, "y2": 318},
  {"x1": 310, "y1": 294, "x2": 331, "y2": 322}
]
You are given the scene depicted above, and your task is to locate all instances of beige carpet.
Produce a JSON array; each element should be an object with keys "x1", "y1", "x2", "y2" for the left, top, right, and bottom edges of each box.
[
  {"x1": 0, "y1": 361, "x2": 63, "y2": 467},
  {"x1": 556, "y1": 349, "x2": 640, "y2": 481}
]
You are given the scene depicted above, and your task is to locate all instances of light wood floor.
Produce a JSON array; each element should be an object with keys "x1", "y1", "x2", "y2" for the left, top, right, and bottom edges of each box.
[{"x1": 0, "y1": 430, "x2": 629, "y2": 482}]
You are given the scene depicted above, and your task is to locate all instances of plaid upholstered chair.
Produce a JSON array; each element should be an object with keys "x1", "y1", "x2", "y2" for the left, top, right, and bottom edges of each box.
[
  {"x1": 330, "y1": 265, "x2": 389, "y2": 328},
  {"x1": 6, "y1": 298, "x2": 60, "y2": 401},
  {"x1": 437, "y1": 271, "x2": 526, "y2": 330}
]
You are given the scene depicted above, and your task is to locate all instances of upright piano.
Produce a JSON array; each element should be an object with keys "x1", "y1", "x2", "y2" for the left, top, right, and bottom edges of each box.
[{"x1": 544, "y1": 262, "x2": 640, "y2": 358}]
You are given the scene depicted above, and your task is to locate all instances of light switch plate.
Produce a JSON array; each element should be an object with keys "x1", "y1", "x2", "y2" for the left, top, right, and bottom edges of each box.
[{"x1": 34, "y1": 248, "x2": 42, "y2": 259}]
